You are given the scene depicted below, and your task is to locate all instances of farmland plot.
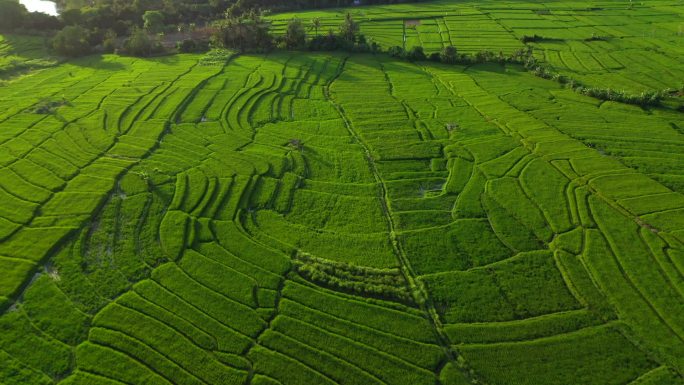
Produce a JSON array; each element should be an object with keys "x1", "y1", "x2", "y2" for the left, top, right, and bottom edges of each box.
[
  {"x1": 0, "y1": 38, "x2": 684, "y2": 385},
  {"x1": 270, "y1": 0, "x2": 684, "y2": 93}
]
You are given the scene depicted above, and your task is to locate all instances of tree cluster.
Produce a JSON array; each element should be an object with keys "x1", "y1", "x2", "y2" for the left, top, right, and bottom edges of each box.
[
  {"x1": 213, "y1": 10, "x2": 273, "y2": 52},
  {"x1": 0, "y1": 0, "x2": 61, "y2": 34},
  {"x1": 213, "y1": 11, "x2": 377, "y2": 53}
]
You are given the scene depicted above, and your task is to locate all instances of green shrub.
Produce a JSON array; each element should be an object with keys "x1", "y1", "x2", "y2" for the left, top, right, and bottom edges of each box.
[
  {"x1": 440, "y1": 45, "x2": 458, "y2": 64},
  {"x1": 284, "y1": 18, "x2": 306, "y2": 49},
  {"x1": 176, "y1": 38, "x2": 209, "y2": 53},
  {"x1": 52, "y1": 26, "x2": 90, "y2": 57},
  {"x1": 124, "y1": 28, "x2": 156, "y2": 57}
]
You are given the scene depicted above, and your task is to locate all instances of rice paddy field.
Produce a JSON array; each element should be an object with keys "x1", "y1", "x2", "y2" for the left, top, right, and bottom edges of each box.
[
  {"x1": 271, "y1": 0, "x2": 684, "y2": 93},
  {"x1": 0, "y1": 34, "x2": 56, "y2": 81},
  {"x1": 0, "y1": 1, "x2": 684, "y2": 385}
]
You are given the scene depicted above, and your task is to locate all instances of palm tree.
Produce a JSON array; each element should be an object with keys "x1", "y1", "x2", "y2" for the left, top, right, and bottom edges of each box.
[{"x1": 310, "y1": 17, "x2": 322, "y2": 37}]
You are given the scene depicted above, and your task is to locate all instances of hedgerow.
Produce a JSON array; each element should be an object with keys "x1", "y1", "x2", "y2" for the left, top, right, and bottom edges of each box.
[{"x1": 293, "y1": 252, "x2": 412, "y2": 303}]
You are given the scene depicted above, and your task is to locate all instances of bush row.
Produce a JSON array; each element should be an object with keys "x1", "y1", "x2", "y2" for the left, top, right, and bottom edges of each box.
[{"x1": 293, "y1": 252, "x2": 414, "y2": 303}]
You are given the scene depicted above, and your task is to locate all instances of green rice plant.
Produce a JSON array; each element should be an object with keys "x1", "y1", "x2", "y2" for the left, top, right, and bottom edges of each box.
[
  {"x1": 272, "y1": 172, "x2": 299, "y2": 213},
  {"x1": 86, "y1": 327, "x2": 207, "y2": 385},
  {"x1": 0, "y1": 349, "x2": 53, "y2": 385},
  {"x1": 0, "y1": 168, "x2": 51, "y2": 203},
  {"x1": 20, "y1": 275, "x2": 90, "y2": 345},
  {"x1": 25, "y1": 148, "x2": 79, "y2": 180},
  {"x1": 0, "y1": 310, "x2": 72, "y2": 379},
  {"x1": 282, "y1": 280, "x2": 435, "y2": 343},
  {"x1": 495, "y1": 250, "x2": 579, "y2": 310},
  {"x1": 182, "y1": 169, "x2": 209, "y2": 213},
  {"x1": 152, "y1": 263, "x2": 266, "y2": 336},
  {"x1": 0, "y1": 187, "x2": 37, "y2": 224},
  {"x1": 486, "y1": 177, "x2": 554, "y2": 242},
  {"x1": 213, "y1": 220, "x2": 290, "y2": 275},
  {"x1": 589, "y1": 173, "x2": 671, "y2": 200},
  {"x1": 73, "y1": 343, "x2": 172, "y2": 385},
  {"x1": 247, "y1": 345, "x2": 337, "y2": 385},
  {"x1": 629, "y1": 366, "x2": 684, "y2": 385},
  {"x1": 179, "y1": 249, "x2": 258, "y2": 308},
  {"x1": 482, "y1": 192, "x2": 545, "y2": 252},
  {"x1": 461, "y1": 324, "x2": 656, "y2": 385},
  {"x1": 0, "y1": 216, "x2": 20, "y2": 241},
  {"x1": 590, "y1": 196, "x2": 684, "y2": 332},
  {"x1": 520, "y1": 158, "x2": 573, "y2": 233},
  {"x1": 2, "y1": 29, "x2": 684, "y2": 384},
  {"x1": 116, "y1": 291, "x2": 217, "y2": 350},
  {"x1": 393, "y1": 210, "x2": 453, "y2": 230},
  {"x1": 195, "y1": 242, "x2": 282, "y2": 290},
  {"x1": 159, "y1": 210, "x2": 191, "y2": 261},
  {"x1": 40, "y1": 192, "x2": 105, "y2": 218},
  {"x1": 0, "y1": 226, "x2": 73, "y2": 262},
  {"x1": 286, "y1": 188, "x2": 387, "y2": 233},
  {"x1": 423, "y1": 250, "x2": 578, "y2": 323},
  {"x1": 400, "y1": 219, "x2": 513, "y2": 274},
  {"x1": 279, "y1": 298, "x2": 443, "y2": 369},
  {"x1": 133, "y1": 280, "x2": 253, "y2": 353},
  {"x1": 217, "y1": 175, "x2": 254, "y2": 220},
  {"x1": 385, "y1": 177, "x2": 447, "y2": 200},
  {"x1": 582, "y1": 227, "x2": 684, "y2": 368},
  {"x1": 445, "y1": 309, "x2": 602, "y2": 344},
  {"x1": 639, "y1": 228, "x2": 684, "y2": 296},
  {"x1": 0, "y1": 257, "x2": 34, "y2": 299},
  {"x1": 439, "y1": 362, "x2": 471, "y2": 385},
  {"x1": 553, "y1": 249, "x2": 613, "y2": 316},
  {"x1": 270, "y1": 315, "x2": 436, "y2": 385},
  {"x1": 251, "y1": 210, "x2": 396, "y2": 268},
  {"x1": 452, "y1": 169, "x2": 487, "y2": 218},
  {"x1": 258, "y1": 329, "x2": 385, "y2": 385},
  {"x1": 9, "y1": 159, "x2": 65, "y2": 191},
  {"x1": 201, "y1": 178, "x2": 235, "y2": 219},
  {"x1": 643, "y1": 209, "x2": 684, "y2": 234},
  {"x1": 478, "y1": 146, "x2": 529, "y2": 178},
  {"x1": 92, "y1": 303, "x2": 248, "y2": 384}
]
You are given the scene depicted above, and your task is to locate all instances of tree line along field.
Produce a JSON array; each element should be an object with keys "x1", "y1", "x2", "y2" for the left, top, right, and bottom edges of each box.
[
  {"x1": 0, "y1": 3, "x2": 684, "y2": 385},
  {"x1": 270, "y1": 0, "x2": 684, "y2": 93}
]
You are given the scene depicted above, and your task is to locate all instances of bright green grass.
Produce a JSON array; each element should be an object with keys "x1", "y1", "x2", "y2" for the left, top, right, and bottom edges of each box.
[
  {"x1": 0, "y1": 9, "x2": 684, "y2": 384},
  {"x1": 269, "y1": 0, "x2": 684, "y2": 92}
]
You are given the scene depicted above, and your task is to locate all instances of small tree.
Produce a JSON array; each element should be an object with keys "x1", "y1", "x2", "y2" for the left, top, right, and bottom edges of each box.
[
  {"x1": 308, "y1": 28, "x2": 339, "y2": 51},
  {"x1": 406, "y1": 46, "x2": 426, "y2": 61},
  {"x1": 60, "y1": 8, "x2": 83, "y2": 26},
  {"x1": 440, "y1": 45, "x2": 457, "y2": 64},
  {"x1": 52, "y1": 26, "x2": 91, "y2": 57},
  {"x1": 310, "y1": 17, "x2": 321, "y2": 37},
  {"x1": 102, "y1": 30, "x2": 118, "y2": 53},
  {"x1": 387, "y1": 45, "x2": 405, "y2": 58},
  {"x1": 125, "y1": 28, "x2": 153, "y2": 56},
  {"x1": 284, "y1": 18, "x2": 306, "y2": 49},
  {"x1": 339, "y1": 13, "x2": 359, "y2": 43},
  {"x1": 214, "y1": 11, "x2": 273, "y2": 52},
  {"x1": 177, "y1": 38, "x2": 197, "y2": 53},
  {"x1": 142, "y1": 10, "x2": 165, "y2": 34}
]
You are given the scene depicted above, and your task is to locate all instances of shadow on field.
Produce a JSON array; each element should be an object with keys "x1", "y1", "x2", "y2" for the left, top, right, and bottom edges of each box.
[{"x1": 70, "y1": 55, "x2": 127, "y2": 71}]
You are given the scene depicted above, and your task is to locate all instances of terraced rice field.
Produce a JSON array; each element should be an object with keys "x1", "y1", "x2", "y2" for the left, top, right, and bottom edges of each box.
[
  {"x1": 271, "y1": 0, "x2": 684, "y2": 93},
  {"x1": 0, "y1": 34, "x2": 56, "y2": 80},
  {"x1": 1, "y1": 5, "x2": 684, "y2": 384}
]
